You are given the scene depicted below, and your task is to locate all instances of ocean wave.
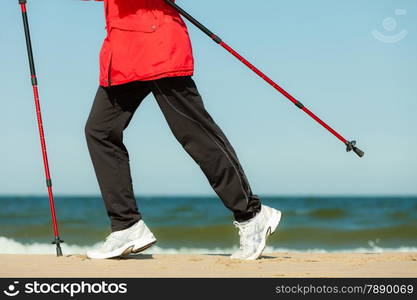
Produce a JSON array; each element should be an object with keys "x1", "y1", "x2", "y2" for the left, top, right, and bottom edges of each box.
[
  {"x1": 1, "y1": 236, "x2": 416, "y2": 255},
  {"x1": 4, "y1": 224, "x2": 417, "y2": 244}
]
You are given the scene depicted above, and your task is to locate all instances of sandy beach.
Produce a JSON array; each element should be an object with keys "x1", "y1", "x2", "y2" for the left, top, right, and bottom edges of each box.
[{"x1": 1, "y1": 252, "x2": 416, "y2": 278}]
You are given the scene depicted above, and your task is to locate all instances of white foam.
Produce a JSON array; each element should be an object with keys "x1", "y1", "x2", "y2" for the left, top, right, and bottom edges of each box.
[
  {"x1": 1, "y1": 236, "x2": 416, "y2": 255},
  {"x1": 0, "y1": 236, "x2": 98, "y2": 255},
  {"x1": 146, "y1": 245, "x2": 417, "y2": 255}
]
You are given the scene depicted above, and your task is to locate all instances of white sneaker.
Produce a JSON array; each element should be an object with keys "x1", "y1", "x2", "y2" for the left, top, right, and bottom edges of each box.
[
  {"x1": 231, "y1": 205, "x2": 281, "y2": 260},
  {"x1": 86, "y1": 220, "x2": 156, "y2": 259}
]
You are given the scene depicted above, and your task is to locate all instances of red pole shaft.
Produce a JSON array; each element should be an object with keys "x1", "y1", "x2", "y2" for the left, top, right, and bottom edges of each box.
[
  {"x1": 32, "y1": 85, "x2": 59, "y2": 237},
  {"x1": 220, "y1": 42, "x2": 348, "y2": 144}
]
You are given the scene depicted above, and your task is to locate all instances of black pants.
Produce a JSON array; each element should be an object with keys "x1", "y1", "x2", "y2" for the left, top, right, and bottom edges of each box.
[{"x1": 85, "y1": 76, "x2": 261, "y2": 231}]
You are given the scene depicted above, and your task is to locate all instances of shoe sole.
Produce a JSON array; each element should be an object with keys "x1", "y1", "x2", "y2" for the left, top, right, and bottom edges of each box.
[
  {"x1": 87, "y1": 236, "x2": 157, "y2": 259},
  {"x1": 245, "y1": 209, "x2": 281, "y2": 260},
  {"x1": 131, "y1": 240, "x2": 157, "y2": 254}
]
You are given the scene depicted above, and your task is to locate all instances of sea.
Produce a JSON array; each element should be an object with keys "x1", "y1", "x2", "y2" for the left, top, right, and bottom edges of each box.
[{"x1": 1, "y1": 195, "x2": 416, "y2": 255}]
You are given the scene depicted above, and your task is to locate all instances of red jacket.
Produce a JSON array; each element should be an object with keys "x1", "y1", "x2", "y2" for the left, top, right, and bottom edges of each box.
[{"x1": 88, "y1": 0, "x2": 194, "y2": 87}]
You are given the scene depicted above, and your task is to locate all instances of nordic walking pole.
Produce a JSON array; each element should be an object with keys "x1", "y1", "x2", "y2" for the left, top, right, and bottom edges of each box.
[
  {"x1": 165, "y1": 0, "x2": 364, "y2": 158},
  {"x1": 18, "y1": 0, "x2": 64, "y2": 256}
]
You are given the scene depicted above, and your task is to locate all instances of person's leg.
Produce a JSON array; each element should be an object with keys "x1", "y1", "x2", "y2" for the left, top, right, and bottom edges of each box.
[
  {"x1": 151, "y1": 76, "x2": 261, "y2": 222},
  {"x1": 85, "y1": 81, "x2": 151, "y2": 231}
]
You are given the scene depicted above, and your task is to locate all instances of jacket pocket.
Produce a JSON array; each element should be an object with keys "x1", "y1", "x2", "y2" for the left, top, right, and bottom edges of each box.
[{"x1": 108, "y1": 16, "x2": 164, "y2": 33}]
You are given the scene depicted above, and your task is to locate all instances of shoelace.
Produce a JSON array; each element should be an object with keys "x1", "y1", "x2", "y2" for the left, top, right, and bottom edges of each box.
[
  {"x1": 102, "y1": 232, "x2": 125, "y2": 249},
  {"x1": 233, "y1": 221, "x2": 252, "y2": 251},
  {"x1": 104, "y1": 224, "x2": 136, "y2": 244}
]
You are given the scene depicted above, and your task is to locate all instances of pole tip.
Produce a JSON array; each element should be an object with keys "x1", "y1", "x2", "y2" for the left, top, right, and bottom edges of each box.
[
  {"x1": 52, "y1": 237, "x2": 64, "y2": 257},
  {"x1": 56, "y1": 245, "x2": 63, "y2": 257},
  {"x1": 346, "y1": 141, "x2": 365, "y2": 158}
]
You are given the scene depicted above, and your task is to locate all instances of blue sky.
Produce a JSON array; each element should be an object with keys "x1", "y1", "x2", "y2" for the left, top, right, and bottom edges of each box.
[{"x1": 0, "y1": 0, "x2": 416, "y2": 196}]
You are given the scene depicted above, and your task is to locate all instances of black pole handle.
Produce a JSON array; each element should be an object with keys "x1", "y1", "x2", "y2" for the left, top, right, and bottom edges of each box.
[{"x1": 19, "y1": 0, "x2": 37, "y2": 85}]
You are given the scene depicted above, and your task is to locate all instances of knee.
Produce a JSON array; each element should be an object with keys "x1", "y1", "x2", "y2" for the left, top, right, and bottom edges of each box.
[
  {"x1": 85, "y1": 118, "x2": 123, "y2": 145},
  {"x1": 84, "y1": 118, "x2": 102, "y2": 142}
]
